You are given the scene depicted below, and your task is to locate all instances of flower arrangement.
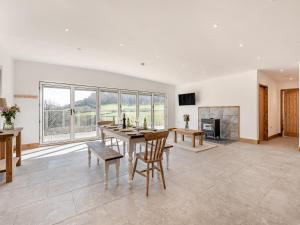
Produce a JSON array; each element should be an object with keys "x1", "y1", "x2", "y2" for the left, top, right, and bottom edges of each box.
[
  {"x1": 183, "y1": 114, "x2": 190, "y2": 129},
  {"x1": 1, "y1": 105, "x2": 20, "y2": 130}
]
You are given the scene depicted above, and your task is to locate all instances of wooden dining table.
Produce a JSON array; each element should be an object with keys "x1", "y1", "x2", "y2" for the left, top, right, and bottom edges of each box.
[{"x1": 99, "y1": 125, "x2": 157, "y2": 188}]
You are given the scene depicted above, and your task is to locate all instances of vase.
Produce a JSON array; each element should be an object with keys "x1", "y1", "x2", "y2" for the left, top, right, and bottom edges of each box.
[
  {"x1": 185, "y1": 121, "x2": 189, "y2": 129},
  {"x1": 3, "y1": 118, "x2": 14, "y2": 130}
]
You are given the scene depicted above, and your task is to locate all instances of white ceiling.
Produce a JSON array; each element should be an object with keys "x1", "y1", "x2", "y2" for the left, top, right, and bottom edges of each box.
[{"x1": 0, "y1": 0, "x2": 300, "y2": 85}]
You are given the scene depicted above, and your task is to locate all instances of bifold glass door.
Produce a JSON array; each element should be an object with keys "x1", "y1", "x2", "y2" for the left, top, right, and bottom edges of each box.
[
  {"x1": 41, "y1": 84, "x2": 97, "y2": 144},
  {"x1": 74, "y1": 89, "x2": 97, "y2": 139},
  {"x1": 41, "y1": 82, "x2": 167, "y2": 144},
  {"x1": 42, "y1": 86, "x2": 72, "y2": 143}
]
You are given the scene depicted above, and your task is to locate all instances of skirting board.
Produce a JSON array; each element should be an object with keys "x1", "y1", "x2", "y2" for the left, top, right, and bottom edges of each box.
[
  {"x1": 13, "y1": 143, "x2": 40, "y2": 151},
  {"x1": 268, "y1": 133, "x2": 281, "y2": 140},
  {"x1": 239, "y1": 138, "x2": 259, "y2": 144}
]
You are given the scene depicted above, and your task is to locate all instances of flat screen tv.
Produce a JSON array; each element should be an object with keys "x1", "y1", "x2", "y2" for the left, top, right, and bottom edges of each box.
[{"x1": 178, "y1": 93, "x2": 195, "y2": 106}]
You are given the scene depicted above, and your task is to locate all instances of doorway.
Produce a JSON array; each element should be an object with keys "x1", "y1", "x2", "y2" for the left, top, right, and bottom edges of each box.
[
  {"x1": 281, "y1": 89, "x2": 299, "y2": 137},
  {"x1": 259, "y1": 85, "x2": 268, "y2": 141},
  {"x1": 40, "y1": 83, "x2": 97, "y2": 144}
]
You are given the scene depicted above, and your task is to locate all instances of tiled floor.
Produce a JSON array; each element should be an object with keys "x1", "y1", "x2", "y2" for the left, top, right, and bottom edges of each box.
[{"x1": 1, "y1": 137, "x2": 300, "y2": 225}]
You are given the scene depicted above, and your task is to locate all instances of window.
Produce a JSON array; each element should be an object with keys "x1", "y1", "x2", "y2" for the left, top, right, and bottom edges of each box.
[
  {"x1": 121, "y1": 92, "x2": 137, "y2": 125},
  {"x1": 138, "y1": 93, "x2": 152, "y2": 128},
  {"x1": 100, "y1": 90, "x2": 119, "y2": 122},
  {"x1": 153, "y1": 94, "x2": 166, "y2": 129}
]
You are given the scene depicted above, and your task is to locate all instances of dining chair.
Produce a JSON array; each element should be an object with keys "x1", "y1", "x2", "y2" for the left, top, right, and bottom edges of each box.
[
  {"x1": 132, "y1": 130, "x2": 169, "y2": 196},
  {"x1": 98, "y1": 121, "x2": 120, "y2": 153}
]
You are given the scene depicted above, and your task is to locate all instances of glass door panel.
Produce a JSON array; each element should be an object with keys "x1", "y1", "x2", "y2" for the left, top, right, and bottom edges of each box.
[
  {"x1": 74, "y1": 89, "x2": 97, "y2": 139},
  {"x1": 100, "y1": 90, "x2": 119, "y2": 123},
  {"x1": 121, "y1": 92, "x2": 137, "y2": 126},
  {"x1": 138, "y1": 93, "x2": 152, "y2": 128},
  {"x1": 154, "y1": 95, "x2": 166, "y2": 129},
  {"x1": 42, "y1": 86, "x2": 72, "y2": 143}
]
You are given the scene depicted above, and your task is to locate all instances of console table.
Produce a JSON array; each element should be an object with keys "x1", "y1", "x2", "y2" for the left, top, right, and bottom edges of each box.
[
  {"x1": 0, "y1": 128, "x2": 23, "y2": 183},
  {"x1": 173, "y1": 128, "x2": 204, "y2": 148}
]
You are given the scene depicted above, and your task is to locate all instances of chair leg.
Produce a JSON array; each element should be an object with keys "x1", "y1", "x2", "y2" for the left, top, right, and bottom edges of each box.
[
  {"x1": 146, "y1": 163, "x2": 150, "y2": 196},
  {"x1": 152, "y1": 163, "x2": 154, "y2": 178},
  {"x1": 132, "y1": 158, "x2": 138, "y2": 180},
  {"x1": 104, "y1": 161, "x2": 109, "y2": 190},
  {"x1": 116, "y1": 139, "x2": 120, "y2": 153},
  {"x1": 159, "y1": 160, "x2": 166, "y2": 190}
]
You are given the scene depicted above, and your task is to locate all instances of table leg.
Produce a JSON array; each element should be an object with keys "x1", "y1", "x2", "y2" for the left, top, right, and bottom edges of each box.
[
  {"x1": 115, "y1": 159, "x2": 120, "y2": 185},
  {"x1": 182, "y1": 134, "x2": 184, "y2": 141},
  {"x1": 192, "y1": 135, "x2": 195, "y2": 148},
  {"x1": 6, "y1": 137, "x2": 13, "y2": 183},
  {"x1": 200, "y1": 134, "x2": 203, "y2": 146},
  {"x1": 174, "y1": 131, "x2": 177, "y2": 143},
  {"x1": 127, "y1": 141, "x2": 134, "y2": 188},
  {"x1": 16, "y1": 132, "x2": 21, "y2": 166}
]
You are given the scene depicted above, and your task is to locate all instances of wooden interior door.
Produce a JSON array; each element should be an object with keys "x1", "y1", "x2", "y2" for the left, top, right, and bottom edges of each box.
[
  {"x1": 283, "y1": 89, "x2": 299, "y2": 137},
  {"x1": 259, "y1": 85, "x2": 268, "y2": 141}
]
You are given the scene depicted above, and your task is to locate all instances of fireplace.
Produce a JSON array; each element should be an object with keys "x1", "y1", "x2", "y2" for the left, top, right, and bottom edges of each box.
[
  {"x1": 198, "y1": 106, "x2": 240, "y2": 140},
  {"x1": 201, "y1": 118, "x2": 220, "y2": 140}
]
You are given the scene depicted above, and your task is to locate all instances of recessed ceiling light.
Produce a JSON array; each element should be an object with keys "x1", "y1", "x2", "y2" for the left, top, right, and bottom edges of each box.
[
  {"x1": 155, "y1": 55, "x2": 160, "y2": 59},
  {"x1": 140, "y1": 62, "x2": 145, "y2": 66},
  {"x1": 65, "y1": 28, "x2": 69, "y2": 32},
  {"x1": 77, "y1": 47, "x2": 81, "y2": 51},
  {"x1": 256, "y1": 56, "x2": 261, "y2": 60},
  {"x1": 239, "y1": 43, "x2": 244, "y2": 48},
  {"x1": 213, "y1": 24, "x2": 219, "y2": 29},
  {"x1": 280, "y1": 69, "x2": 284, "y2": 72},
  {"x1": 119, "y1": 43, "x2": 124, "y2": 47},
  {"x1": 289, "y1": 77, "x2": 294, "y2": 81}
]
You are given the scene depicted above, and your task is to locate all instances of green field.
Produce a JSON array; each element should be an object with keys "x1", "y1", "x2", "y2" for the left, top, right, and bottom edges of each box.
[{"x1": 100, "y1": 104, "x2": 165, "y2": 127}]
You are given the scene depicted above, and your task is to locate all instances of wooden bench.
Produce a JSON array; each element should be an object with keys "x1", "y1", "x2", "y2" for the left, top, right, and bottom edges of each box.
[
  {"x1": 164, "y1": 144, "x2": 173, "y2": 170},
  {"x1": 86, "y1": 141, "x2": 123, "y2": 189}
]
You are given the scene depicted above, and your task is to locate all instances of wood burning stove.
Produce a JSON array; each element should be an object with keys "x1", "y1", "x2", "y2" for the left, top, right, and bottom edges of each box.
[{"x1": 201, "y1": 118, "x2": 220, "y2": 140}]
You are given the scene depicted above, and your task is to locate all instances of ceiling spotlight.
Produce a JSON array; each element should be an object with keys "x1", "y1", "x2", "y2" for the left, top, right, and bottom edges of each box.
[
  {"x1": 280, "y1": 69, "x2": 284, "y2": 72},
  {"x1": 239, "y1": 43, "x2": 244, "y2": 48},
  {"x1": 256, "y1": 56, "x2": 261, "y2": 60},
  {"x1": 119, "y1": 43, "x2": 124, "y2": 47},
  {"x1": 140, "y1": 62, "x2": 145, "y2": 66},
  {"x1": 77, "y1": 47, "x2": 81, "y2": 51},
  {"x1": 65, "y1": 28, "x2": 69, "y2": 32},
  {"x1": 155, "y1": 55, "x2": 160, "y2": 59},
  {"x1": 213, "y1": 24, "x2": 219, "y2": 28},
  {"x1": 289, "y1": 77, "x2": 294, "y2": 81}
]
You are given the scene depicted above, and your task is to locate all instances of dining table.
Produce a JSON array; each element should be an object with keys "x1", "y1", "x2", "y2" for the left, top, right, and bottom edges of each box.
[{"x1": 98, "y1": 125, "x2": 158, "y2": 188}]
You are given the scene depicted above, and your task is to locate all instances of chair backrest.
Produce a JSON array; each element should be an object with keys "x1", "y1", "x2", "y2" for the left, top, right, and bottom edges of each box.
[
  {"x1": 143, "y1": 131, "x2": 169, "y2": 162},
  {"x1": 98, "y1": 121, "x2": 113, "y2": 126}
]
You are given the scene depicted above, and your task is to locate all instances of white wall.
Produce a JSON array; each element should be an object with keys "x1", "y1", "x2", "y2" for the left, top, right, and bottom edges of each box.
[
  {"x1": 14, "y1": 60, "x2": 175, "y2": 144},
  {"x1": 175, "y1": 70, "x2": 258, "y2": 140},
  {"x1": 278, "y1": 80, "x2": 299, "y2": 90},
  {"x1": 257, "y1": 72, "x2": 280, "y2": 137},
  {"x1": 0, "y1": 46, "x2": 14, "y2": 104}
]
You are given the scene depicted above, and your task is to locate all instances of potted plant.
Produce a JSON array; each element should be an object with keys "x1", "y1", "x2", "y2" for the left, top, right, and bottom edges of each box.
[
  {"x1": 183, "y1": 114, "x2": 190, "y2": 129},
  {"x1": 1, "y1": 105, "x2": 20, "y2": 130}
]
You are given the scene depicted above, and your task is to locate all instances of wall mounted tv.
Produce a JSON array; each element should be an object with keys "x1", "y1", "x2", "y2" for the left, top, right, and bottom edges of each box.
[{"x1": 178, "y1": 93, "x2": 196, "y2": 106}]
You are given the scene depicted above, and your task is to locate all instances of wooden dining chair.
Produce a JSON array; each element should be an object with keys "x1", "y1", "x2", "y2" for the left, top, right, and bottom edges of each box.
[
  {"x1": 132, "y1": 130, "x2": 169, "y2": 196},
  {"x1": 98, "y1": 121, "x2": 120, "y2": 153}
]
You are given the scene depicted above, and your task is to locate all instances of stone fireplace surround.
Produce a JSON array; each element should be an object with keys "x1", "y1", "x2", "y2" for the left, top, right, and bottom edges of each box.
[{"x1": 198, "y1": 106, "x2": 240, "y2": 140}]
